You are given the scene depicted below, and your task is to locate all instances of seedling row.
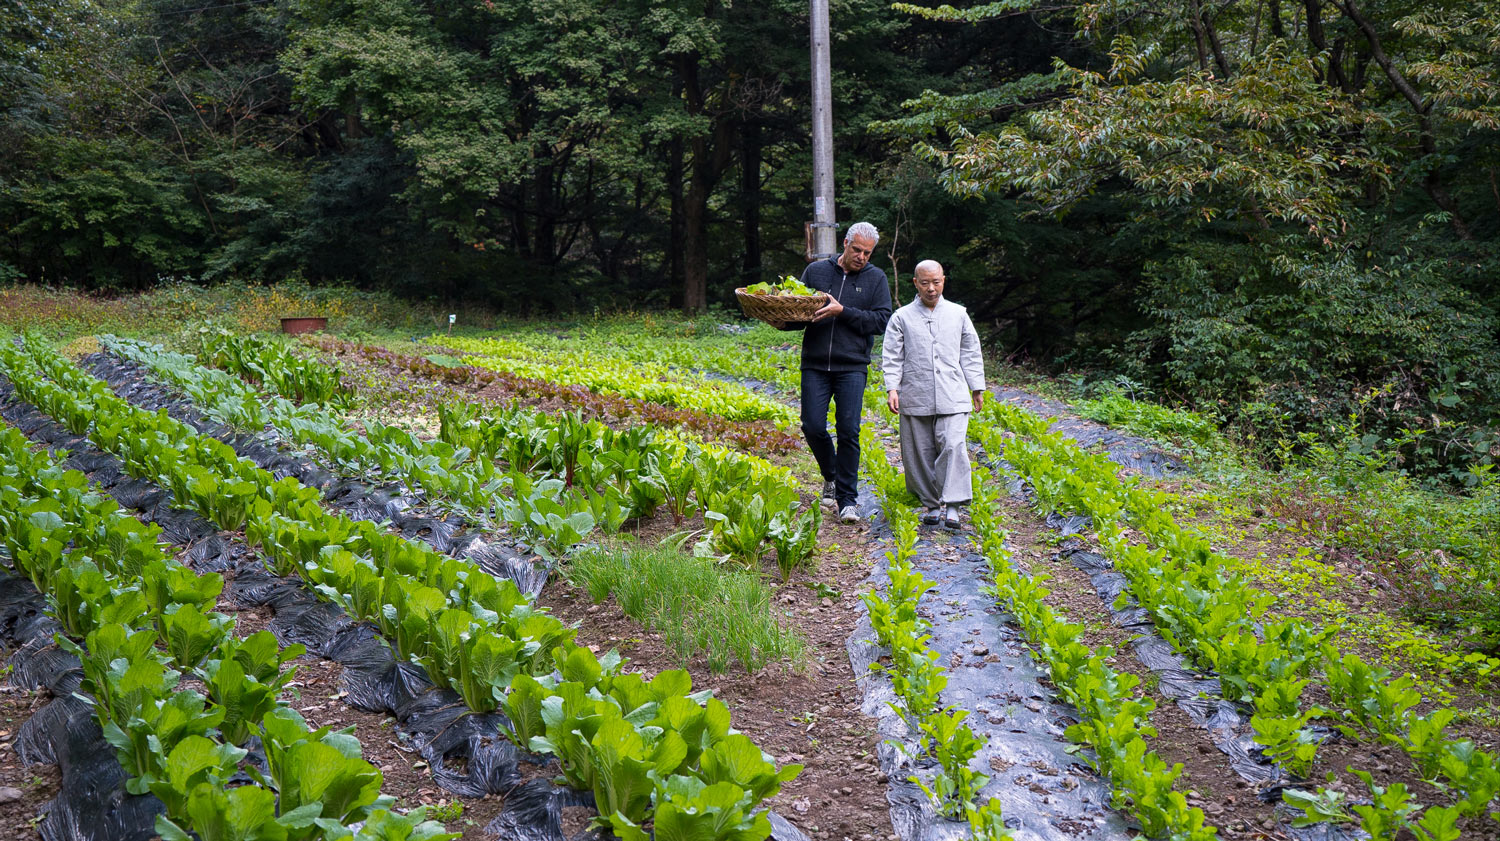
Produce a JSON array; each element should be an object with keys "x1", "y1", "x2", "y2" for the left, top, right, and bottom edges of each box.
[
  {"x1": 976, "y1": 403, "x2": 1493, "y2": 840},
  {"x1": 305, "y1": 335, "x2": 801, "y2": 453},
  {"x1": 858, "y1": 422, "x2": 1216, "y2": 839},
  {"x1": 0, "y1": 335, "x2": 803, "y2": 840},
  {"x1": 106, "y1": 334, "x2": 819, "y2": 575},
  {"x1": 0, "y1": 425, "x2": 453, "y2": 841}
]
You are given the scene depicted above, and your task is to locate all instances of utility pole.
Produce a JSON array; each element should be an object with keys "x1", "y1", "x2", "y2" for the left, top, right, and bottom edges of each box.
[{"x1": 808, "y1": 0, "x2": 837, "y2": 260}]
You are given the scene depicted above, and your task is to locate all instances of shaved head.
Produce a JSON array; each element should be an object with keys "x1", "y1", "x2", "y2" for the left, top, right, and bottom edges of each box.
[{"x1": 912, "y1": 260, "x2": 945, "y2": 307}]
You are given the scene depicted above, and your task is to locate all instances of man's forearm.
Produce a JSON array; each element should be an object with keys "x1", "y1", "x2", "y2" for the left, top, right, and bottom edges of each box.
[{"x1": 837, "y1": 298, "x2": 893, "y2": 334}]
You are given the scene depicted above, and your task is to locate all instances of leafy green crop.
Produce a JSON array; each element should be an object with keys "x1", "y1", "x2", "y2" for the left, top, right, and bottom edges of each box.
[
  {"x1": 436, "y1": 334, "x2": 797, "y2": 426},
  {"x1": 980, "y1": 400, "x2": 1500, "y2": 830},
  {"x1": 0, "y1": 423, "x2": 435, "y2": 841},
  {"x1": 744, "y1": 275, "x2": 820, "y2": 296},
  {"x1": 200, "y1": 329, "x2": 353, "y2": 409},
  {"x1": 114, "y1": 335, "x2": 802, "y2": 566},
  {"x1": 858, "y1": 451, "x2": 1011, "y2": 833},
  {"x1": 6, "y1": 334, "x2": 798, "y2": 836}
]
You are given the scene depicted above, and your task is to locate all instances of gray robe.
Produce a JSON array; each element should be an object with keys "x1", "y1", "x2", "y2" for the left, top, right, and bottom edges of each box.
[{"x1": 882, "y1": 296, "x2": 986, "y2": 506}]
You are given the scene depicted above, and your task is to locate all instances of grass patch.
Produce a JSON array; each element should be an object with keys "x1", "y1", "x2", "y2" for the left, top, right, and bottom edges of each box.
[
  {"x1": 565, "y1": 540, "x2": 806, "y2": 674},
  {"x1": 1076, "y1": 389, "x2": 1227, "y2": 457},
  {"x1": 1265, "y1": 450, "x2": 1500, "y2": 653},
  {"x1": 1175, "y1": 420, "x2": 1500, "y2": 668}
]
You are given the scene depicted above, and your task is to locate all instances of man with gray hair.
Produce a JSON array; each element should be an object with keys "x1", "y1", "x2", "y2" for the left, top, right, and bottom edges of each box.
[
  {"x1": 882, "y1": 259, "x2": 985, "y2": 529},
  {"x1": 775, "y1": 221, "x2": 892, "y2": 524}
]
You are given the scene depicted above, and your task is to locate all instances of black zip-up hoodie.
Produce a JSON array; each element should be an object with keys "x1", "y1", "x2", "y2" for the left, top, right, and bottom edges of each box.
[{"x1": 786, "y1": 257, "x2": 893, "y2": 372}]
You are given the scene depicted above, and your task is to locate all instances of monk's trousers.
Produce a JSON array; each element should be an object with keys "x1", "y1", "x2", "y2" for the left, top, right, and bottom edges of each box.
[{"x1": 899, "y1": 412, "x2": 972, "y2": 508}]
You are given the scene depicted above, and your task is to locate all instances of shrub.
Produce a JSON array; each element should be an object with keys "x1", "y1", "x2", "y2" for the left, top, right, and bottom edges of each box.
[{"x1": 1122, "y1": 240, "x2": 1500, "y2": 487}]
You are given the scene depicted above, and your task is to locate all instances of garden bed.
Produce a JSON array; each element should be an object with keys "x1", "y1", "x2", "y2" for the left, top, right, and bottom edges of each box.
[{"x1": 0, "y1": 319, "x2": 1495, "y2": 841}]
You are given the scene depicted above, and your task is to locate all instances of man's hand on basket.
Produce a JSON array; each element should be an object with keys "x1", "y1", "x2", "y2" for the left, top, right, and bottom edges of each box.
[{"x1": 812, "y1": 297, "x2": 843, "y2": 322}]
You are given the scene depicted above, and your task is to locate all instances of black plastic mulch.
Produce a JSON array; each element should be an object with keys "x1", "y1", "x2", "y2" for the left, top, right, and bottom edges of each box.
[
  {"x1": 0, "y1": 564, "x2": 164, "y2": 841},
  {"x1": 992, "y1": 391, "x2": 1360, "y2": 841},
  {"x1": 846, "y1": 488, "x2": 1136, "y2": 841},
  {"x1": 0, "y1": 376, "x2": 558, "y2": 837},
  {"x1": 71, "y1": 350, "x2": 813, "y2": 841},
  {"x1": 990, "y1": 388, "x2": 1185, "y2": 478},
  {"x1": 80, "y1": 353, "x2": 546, "y2": 598}
]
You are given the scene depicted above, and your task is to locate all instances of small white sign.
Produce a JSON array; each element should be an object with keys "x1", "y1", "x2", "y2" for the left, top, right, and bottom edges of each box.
[
  {"x1": 448, "y1": 314, "x2": 456, "y2": 325},
  {"x1": 814, "y1": 196, "x2": 827, "y2": 219}
]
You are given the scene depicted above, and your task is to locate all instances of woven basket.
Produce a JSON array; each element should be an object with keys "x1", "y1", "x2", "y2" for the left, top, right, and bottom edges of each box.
[{"x1": 735, "y1": 288, "x2": 829, "y2": 323}]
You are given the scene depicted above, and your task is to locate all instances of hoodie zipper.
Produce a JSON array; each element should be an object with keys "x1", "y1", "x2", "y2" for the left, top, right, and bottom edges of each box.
[{"x1": 828, "y1": 261, "x2": 848, "y2": 368}]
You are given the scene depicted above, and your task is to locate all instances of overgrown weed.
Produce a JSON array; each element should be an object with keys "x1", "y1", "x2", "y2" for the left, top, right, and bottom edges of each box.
[
  {"x1": 1193, "y1": 410, "x2": 1500, "y2": 654},
  {"x1": 1277, "y1": 435, "x2": 1499, "y2": 649},
  {"x1": 1076, "y1": 380, "x2": 1228, "y2": 460},
  {"x1": 565, "y1": 539, "x2": 806, "y2": 674}
]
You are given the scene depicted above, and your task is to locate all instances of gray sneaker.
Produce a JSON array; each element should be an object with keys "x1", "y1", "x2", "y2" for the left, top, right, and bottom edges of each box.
[
  {"x1": 838, "y1": 505, "x2": 859, "y2": 524},
  {"x1": 820, "y1": 481, "x2": 837, "y2": 508}
]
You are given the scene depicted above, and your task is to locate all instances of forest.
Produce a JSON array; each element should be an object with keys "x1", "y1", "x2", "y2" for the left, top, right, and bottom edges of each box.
[
  {"x1": 3, "y1": 1, "x2": 1500, "y2": 837},
  {"x1": 2, "y1": 0, "x2": 1498, "y2": 481}
]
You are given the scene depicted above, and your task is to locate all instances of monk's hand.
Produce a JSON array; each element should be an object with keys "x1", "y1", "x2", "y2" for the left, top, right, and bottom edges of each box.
[
  {"x1": 812, "y1": 297, "x2": 843, "y2": 321},
  {"x1": 887, "y1": 390, "x2": 900, "y2": 413},
  {"x1": 972, "y1": 390, "x2": 985, "y2": 412}
]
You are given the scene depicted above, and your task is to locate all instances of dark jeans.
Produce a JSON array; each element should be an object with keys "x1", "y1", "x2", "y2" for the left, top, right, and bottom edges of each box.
[{"x1": 801, "y1": 369, "x2": 866, "y2": 508}]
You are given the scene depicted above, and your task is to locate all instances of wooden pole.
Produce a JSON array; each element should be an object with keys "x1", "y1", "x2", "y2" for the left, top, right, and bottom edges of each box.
[{"x1": 809, "y1": 0, "x2": 837, "y2": 259}]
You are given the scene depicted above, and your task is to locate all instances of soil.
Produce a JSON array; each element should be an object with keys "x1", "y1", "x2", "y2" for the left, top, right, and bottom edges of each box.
[
  {"x1": 9, "y1": 332, "x2": 1499, "y2": 841},
  {"x1": 538, "y1": 515, "x2": 895, "y2": 840},
  {"x1": 0, "y1": 684, "x2": 60, "y2": 838},
  {"x1": 999, "y1": 504, "x2": 1291, "y2": 839}
]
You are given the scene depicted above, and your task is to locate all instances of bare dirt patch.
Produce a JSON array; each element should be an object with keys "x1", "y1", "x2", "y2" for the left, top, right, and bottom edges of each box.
[
  {"x1": 999, "y1": 502, "x2": 1291, "y2": 838},
  {"x1": 0, "y1": 684, "x2": 60, "y2": 839},
  {"x1": 538, "y1": 515, "x2": 898, "y2": 840}
]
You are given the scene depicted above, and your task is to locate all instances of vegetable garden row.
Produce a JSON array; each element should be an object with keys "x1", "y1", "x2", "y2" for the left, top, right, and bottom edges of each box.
[
  {"x1": 0, "y1": 333, "x2": 811, "y2": 840},
  {"x1": 315, "y1": 327, "x2": 1500, "y2": 840},
  {"x1": 965, "y1": 406, "x2": 1495, "y2": 839},
  {"x1": 1, "y1": 319, "x2": 1496, "y2": 841}
]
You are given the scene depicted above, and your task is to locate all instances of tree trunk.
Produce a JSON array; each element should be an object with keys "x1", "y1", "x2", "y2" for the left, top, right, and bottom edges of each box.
[
  {"x1": 667, "y1": 138, "x2": 685, "y2": 302},
  {"x1": 510, "y1": 183, "x2": 531, "y2": 259},
  {"x1": 1186, "y1": 0, "x2": 1211, "y2": 72},
  {"x1": 533, "y1": 161, "x2": 557, "y2": 265},
  {"x1": 741, "y1": 119, "x2": 763, "y2": 289},
  {"x1": 677, "y1": 55, "x2": 736, "y2": 314},
  {"x1": 343, "y1": 94, "x2": 362, "y2": 140},
  {"x1": 1336, "y1": 0, "x2": 1472, "y2": 239},
  {"x1": 1194, "y1": 0, "x2": 1232, "y2": 76},
  {"x1": 683, "y1": 176, "x2": 709, "y2": 313},
  {"x1": 1424, "y1": 176, "x2": 1473, "y2": 240},
  {"x1": 681, "y1": 56, "x2": 710, "y2": 314},
  {"x1": 1304, "y1": 0, "x2": 1349, "y2": 90}
]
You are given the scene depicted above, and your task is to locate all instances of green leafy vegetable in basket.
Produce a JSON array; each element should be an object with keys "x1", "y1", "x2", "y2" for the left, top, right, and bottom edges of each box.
[{"x1": 746, "y1": 276, "x2": 820, "y2": 296}]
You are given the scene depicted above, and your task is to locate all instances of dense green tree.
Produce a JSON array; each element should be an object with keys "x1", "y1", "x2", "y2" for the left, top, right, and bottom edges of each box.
[
  {"x1": 0, "y1": 0, "x2": 313, "y2": 286},
  {"x1": 901, "y1": 0, "x2": 1500, "y2": 235},
  {"x1": 887, "y1": 0, "x2": 1500, "y2": 481},
  {"x1": 281, "y1": 0, "x2": 925, "y2": 310},
  {"x1": 6, "y1": 0, "x2": 1497, "y2": 484}
]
